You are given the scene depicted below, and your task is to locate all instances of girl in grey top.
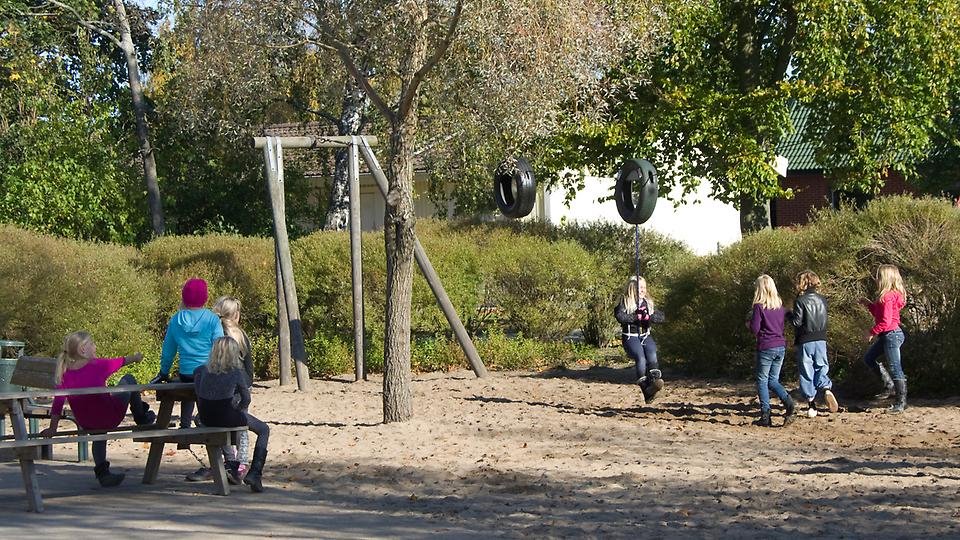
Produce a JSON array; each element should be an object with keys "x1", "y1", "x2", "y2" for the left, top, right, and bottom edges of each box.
[{"x1": 194, "y1": 337, "x2": 270, "y2": 492}]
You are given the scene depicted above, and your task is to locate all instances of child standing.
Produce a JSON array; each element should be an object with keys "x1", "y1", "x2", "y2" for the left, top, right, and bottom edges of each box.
[
  {"x1": 194, "y1": 337, "x2": 270, "y2": 492},
  {"x1": 860, "y1": 264, "x2": 908, "y2": 414},
  {"x1": 40, "y1": 331, "x2": 155, "y2": 486},
  {"x1": 748, "y1": 275, "x2": 796, "y2": 427},
  {"x1": 614, "y1": 276, "x2": 666, "y2": 402},
  {"x1": 787, "y1": 270, "x2": 839, "y2": 417}
]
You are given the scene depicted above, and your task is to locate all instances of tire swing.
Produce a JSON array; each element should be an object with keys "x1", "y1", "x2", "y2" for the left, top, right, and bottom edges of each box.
[
  {"x1": 493, "y1": 157, "x2": 537, "y2": 219},
  {"x1": 614, "y1": 159, "x2": 659, "y2": 225},
  {"x1": 615, "y1": 158, "x2": 659, "y2": 295}
]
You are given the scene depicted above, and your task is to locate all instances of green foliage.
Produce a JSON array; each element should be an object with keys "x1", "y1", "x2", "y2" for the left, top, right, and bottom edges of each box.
[
  {"x1": 658, "y1": 196, "x2": 960, "y2": 395},
  {"x1": 0, "y1": 225, "x2": 157, "y2": 364},
  {"x1": 0, "y1": 15, "x2": 145, "y2": 242},
  {"x1": 545, "y1": 0, "x2": 960, "y2": 225}
]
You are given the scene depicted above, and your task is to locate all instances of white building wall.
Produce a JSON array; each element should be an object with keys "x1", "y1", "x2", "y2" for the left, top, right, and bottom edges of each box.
[
  {"x1": 534, "y1": 175, "x2": 741, "y2": 255},
  {"x1": 353, "y1": 171, "x2": 740, "y2": 255}
]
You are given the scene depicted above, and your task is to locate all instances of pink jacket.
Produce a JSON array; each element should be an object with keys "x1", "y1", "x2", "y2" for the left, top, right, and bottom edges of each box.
[{"x1": 866, "y1": 290, "x2": 905, "y2": 336}]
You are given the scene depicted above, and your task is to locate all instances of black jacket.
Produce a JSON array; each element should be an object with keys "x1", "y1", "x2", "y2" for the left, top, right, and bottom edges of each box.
[
  {"x1": 788, "y1": 288, "x2": 828, "y2": 344},
  {"x1": 614, "y1": 299, "x2": 665, "y2": 335}
]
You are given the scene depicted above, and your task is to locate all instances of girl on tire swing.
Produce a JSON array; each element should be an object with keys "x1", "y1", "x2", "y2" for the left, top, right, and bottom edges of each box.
[{"x1": 614, "y1": 276, "x2": 666, "y2": 402}]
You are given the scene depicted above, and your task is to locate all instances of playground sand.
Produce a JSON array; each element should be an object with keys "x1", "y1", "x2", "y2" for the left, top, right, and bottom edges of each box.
[{"x1": 3, "y1": 366, "x2": 960, "y2": 538}]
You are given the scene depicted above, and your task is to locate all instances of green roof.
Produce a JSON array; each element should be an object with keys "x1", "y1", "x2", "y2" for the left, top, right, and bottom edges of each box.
[{"x1": 776, "y1": 103, "x2": 820, "y2": 171}]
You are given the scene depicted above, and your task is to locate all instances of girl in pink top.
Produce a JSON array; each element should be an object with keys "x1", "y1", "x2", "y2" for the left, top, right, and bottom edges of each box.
[
  {"x1": 860, "y1": 264, "x2": 908, "y2": 414},
  {"x1": 40, "y1": 331, "x2": 155, "y2": 486}
]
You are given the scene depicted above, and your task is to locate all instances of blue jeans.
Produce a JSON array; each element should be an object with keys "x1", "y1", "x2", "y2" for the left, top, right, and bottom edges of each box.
[
  {"x1": 622, "y1": 334, "x2": 658, "y2": 379},
  {"x1": 796, "y1": 340, "x2": 832, "y2": 400},
  {"x1": 756, "y1": 347, "x2": 791, "y2": 413},
  {"x1": 863, "y1": 329, "x2": 906, "y2": 381}
]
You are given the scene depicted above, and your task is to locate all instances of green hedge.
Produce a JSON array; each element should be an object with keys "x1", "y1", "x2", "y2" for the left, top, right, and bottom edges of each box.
[
  {"x1": 657, "y1": 196, "x2": 960, "y2": 396},
  {"x1": 0, "y1": 225, "x2": 157, "y2": 381}
]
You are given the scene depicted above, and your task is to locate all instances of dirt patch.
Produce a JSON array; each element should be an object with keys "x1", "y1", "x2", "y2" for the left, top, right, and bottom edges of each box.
[{"x1": 4, "y1": 365, "x2": 959, "y2": 538}]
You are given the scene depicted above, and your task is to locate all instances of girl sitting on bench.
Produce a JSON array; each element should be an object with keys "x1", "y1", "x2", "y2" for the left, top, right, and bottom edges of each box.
[
  {"x1": 40, "y1": 330, "x2": 155, "y2": 487},
  {"x1": 194, "y1": 336, "x2": 270, "y2": 492}
]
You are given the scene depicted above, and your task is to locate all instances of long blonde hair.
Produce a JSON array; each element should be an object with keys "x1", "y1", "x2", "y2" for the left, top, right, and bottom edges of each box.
[
  {"x1": 212, "y1": 296, "x2": 249, "y2": 357},
  {"x1": 207, "y1": 336, "x2": 242, "y2": 375},
  {"x1": 875, "y1": 264, "x2": 906, "y2": 301},
  {"x1": 622, "y1": 276, "x2": 655, "y2": 313},
  {"x1": 56, "y1": 331, "x2": 94, "y2": 385},
  {"x1": 753, "y1": 274, "x2": 783, "y2": 309}
]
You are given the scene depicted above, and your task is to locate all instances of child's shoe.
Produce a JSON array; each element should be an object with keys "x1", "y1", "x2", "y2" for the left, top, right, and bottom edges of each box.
[
  {"x1": 94, "y1": 462, "x2": 125, "y2": 487},
  {"x1": 806, "y1": 400, "x2": 818, "y2": 418},
  {"x1": 185, "y1": 466, "x2": 212, "y2": 482},
  {"x1": 753, "y1": 410, "x2": 772, "y2": 427},
  {"x1": 782, "y1": 398, "x2": 797, "y2": 427},
  {"x1": 237, "y1": 463, "x2": 249, "y2": 480},
  {"x1": 225, "y1": 461, "x2": 243, "y2": 485},
  {"x1": 823, "y1": 389, "x2": 839, "y2": 413}
]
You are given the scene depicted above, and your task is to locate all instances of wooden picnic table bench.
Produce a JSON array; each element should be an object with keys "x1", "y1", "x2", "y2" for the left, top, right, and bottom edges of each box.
[{"x1": 0, "y1": 379, "x2": 247, "y2": 512}]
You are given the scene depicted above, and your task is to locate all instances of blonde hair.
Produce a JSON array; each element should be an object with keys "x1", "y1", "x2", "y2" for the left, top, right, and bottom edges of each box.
[
  {"x1": 207, "y1": 336, "x2": 242, "y2": 375},
  {"x1": 752, "y1": 274, "x2": 783, "y2": 309},
  {"x1": 875, "y1": 264, "x2": 906, "y2": 301},
  {"x1": 622, "y1": 276, "x2": 655, "y2": 313},
  {"x1": 56, "y1": 331, "x2": 94, "y2": 385},
  {"x1": 212, "y1": 296, "x2": 249, "y2": 358},
  {"x1": 795, "y1": 270, "x2": 821, "y2": 293}
]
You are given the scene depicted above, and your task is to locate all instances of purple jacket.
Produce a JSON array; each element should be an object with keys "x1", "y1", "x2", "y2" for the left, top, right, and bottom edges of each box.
[{"x1": 749, "y1": 304, "x2": 786, "y2": 351}]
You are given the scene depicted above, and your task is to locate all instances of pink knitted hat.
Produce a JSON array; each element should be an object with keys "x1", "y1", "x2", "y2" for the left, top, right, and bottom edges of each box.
[{"x1": 181, "y1": 278, "x2": 209, "y2": 308}]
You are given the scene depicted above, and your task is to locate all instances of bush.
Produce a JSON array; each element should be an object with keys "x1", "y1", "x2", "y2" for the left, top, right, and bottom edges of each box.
[
  {"x1": 657, "y1": 196, "x2": 960, "y2": 395},
  {"x1": 0, "y1": 226, "x2": 157, "y2": 369}
]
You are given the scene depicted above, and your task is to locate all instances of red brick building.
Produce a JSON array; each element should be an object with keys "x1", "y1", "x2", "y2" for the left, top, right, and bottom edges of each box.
[{"x1": 771, "y1": 105, "x2": 921, "y2": 228}]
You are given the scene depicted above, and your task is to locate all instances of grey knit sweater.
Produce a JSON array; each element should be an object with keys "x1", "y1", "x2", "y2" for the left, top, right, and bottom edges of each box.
[{"x1": 193, "y1": 365, "x2": 250, "y2": 410}]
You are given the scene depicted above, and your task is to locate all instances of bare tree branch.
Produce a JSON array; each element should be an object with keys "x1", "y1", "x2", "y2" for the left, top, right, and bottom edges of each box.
[
  {"x1": 43, "y1": 0, "x2": 122, "y2": 48},
  {"x1": 294, "y1": 8, "x2": 394, "y2": 122},
  {"x1": 399, "y1": 0, "x2": 463, "y2": 119}
]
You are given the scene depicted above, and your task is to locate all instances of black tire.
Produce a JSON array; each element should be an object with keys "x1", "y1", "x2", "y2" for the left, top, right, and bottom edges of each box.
[
  {"x1": 614, "y1": 159, "x2": 658, "y2": 224},
  {"x1": 493, "y1": 157, "x2": 537, "y2": 219}
]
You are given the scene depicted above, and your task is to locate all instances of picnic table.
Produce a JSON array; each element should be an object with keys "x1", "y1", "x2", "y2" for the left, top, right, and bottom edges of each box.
[{"x1": 0, "y1": 382, "x2": 246, "y2": 512}]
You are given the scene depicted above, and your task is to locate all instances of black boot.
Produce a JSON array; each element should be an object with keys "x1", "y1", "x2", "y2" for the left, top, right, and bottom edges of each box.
[
  {"x1": 244, "y1": 448, "x2": 267, "y2": 493},
  {"x1": 874, "y1": 364, "x2": 895, "y2": 399},
  {"x1": 225, "y1": 460, "x2": 242, "y2": 485},
  {"x1": 94, "y1": 461, "x2": 125, "y2": 487},
  {"x1": 753, "y1": 409, "x2": 772, "y2": 427},
  {"x1": 782, "y1": 397, "x2": 797, "y2": 427},
  {"x1": 132, "y1": 400, "x2": 156, "y2": 426},
  {"x1": 888, "y1": 380, "x2": 907, "y2": 414},
  {"x1": 645, "y1": 369, "x2": 664, "y2": 402}
]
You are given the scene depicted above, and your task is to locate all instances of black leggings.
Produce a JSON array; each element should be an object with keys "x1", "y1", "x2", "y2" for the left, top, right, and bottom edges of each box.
[
  {"x1": 178, "y1": 373, "x2": 195, "y2": 428},
  {"x1": 199, "y1": 397, "x2": 269, "y2": 456}
]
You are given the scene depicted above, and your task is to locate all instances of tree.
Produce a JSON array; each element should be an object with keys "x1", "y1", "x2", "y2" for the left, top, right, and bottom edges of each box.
[
  {"x1": 547, "y1": 0, "x2": 960, "y2": 232},
  {"x1": 290, "y1": 0, "x2": 641, "y2": 422},
  {"x1": 25, "y1": 0, "x2": 167, "y2": 236},
  {"x1": 1, "y1": 0, "x2": 146, "y2": 241}
]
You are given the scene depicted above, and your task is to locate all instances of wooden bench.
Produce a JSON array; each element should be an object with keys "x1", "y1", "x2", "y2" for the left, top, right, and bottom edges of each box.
[{"x1": 0, "y1": 357, "x2": 248, "y2": 512}]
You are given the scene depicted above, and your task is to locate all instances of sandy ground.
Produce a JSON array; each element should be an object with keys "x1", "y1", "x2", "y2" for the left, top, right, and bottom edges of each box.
[{"x1": 2, "y1": 365, "x2": 959, "y2": 538}]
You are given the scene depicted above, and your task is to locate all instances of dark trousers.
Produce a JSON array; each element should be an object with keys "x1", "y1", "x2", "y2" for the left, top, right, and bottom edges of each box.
[
  {"x1": 178, "y1": 373, "x2": 195, "y2": 428},
  {"x1": 244, "y1": 412, "x2": 270, "y2": 455},
  {"x1": 622, "y1": 334, "x2": 658, "y2": 379}
]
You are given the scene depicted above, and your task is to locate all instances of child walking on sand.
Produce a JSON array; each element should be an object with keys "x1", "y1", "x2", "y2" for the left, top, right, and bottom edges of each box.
[
  {"x1": 748, "y1": 275, "x2": 797, "y2": 427},
  {"x1": 861, "y1": 264, "x2": 908, "y2": 414},
  {"x1": 787, "y1": 270, "x2": 839, "y2": 418},
  {"x1": 614, "y1": 276, "x2": 666, "y2": 402},
  {"x1": 40, "y1": 331, "x2": 155, "y2": 486},
  {"x1": 194, "y1": 337, "x2": 270, "y2": 492}
]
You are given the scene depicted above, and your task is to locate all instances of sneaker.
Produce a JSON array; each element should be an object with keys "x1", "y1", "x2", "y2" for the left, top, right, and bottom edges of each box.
[
  {"x1": 823, "y1": 389, "x2": 839, "y2": 413},
  {"x1": 185, "y1": 466, "x2": 212, "y2": 482},
  {"x1": 237, "y1": 463, "x2": 249, "y2": 480},
  {"x1": 806, "y1": 407, "x2": 818, "y2": 418},
  {"x1": 225, "y1": 461, "x2": 242, "y2": 485}
]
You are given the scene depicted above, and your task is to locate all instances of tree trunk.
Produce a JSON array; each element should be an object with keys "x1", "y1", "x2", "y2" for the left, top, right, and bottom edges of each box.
[
  {"x1": 382, "y1": 19, "x2": 427, "y2": 422},
  {"x1": 325, "y1": 78, "x2": 368, "y2": 231},
  {"x1": 114, "y1": 0, "x2": 164, "y2": 236},
  {"x1": 739, "y1": 194, "x2": 771, "y2": 233},
  {"x1": 382, "y1": 109, "x2": 419, "y2": 423}
]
